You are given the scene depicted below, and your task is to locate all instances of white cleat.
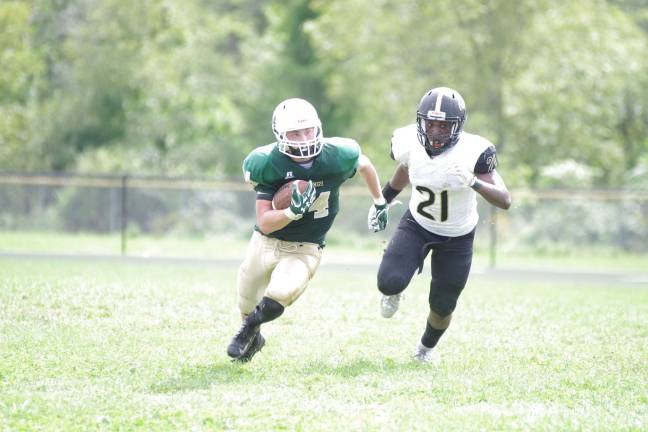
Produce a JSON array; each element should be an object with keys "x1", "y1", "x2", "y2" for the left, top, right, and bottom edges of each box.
[
  {"x1": 413, "y1": 343, "x2": 440, "y2": 364},
  {"x1": 380, "y1": 293, "x2": 402, "y2": 318}
]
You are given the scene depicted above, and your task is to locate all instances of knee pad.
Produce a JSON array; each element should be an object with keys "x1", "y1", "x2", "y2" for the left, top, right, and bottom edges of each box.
[
  {"x1": 266, "y1": 254, "x2": 317, "y2": 306},
  {"x1": 427, "y1": 309, "x2": 452, "y2": 330},
  {"x1": 429, "y1": 294, "x2": 457, "y2": 318},
  {"x1": 377, "y1": 273, "x2": 408, "y2": 296},
  {"x1": 266, "y1": 282, "x2": 307, "y2": 307}
]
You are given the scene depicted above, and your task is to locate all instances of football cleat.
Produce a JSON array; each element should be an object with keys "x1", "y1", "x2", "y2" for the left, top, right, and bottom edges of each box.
[
  {"x1": 380, "y1": 293, "x2": 402, "y2": 318},
  {"x1": 413, "y1": 343, "x2": 440, "y2": 364},
  {"x1": 227, "y1": 321, "x2": 260, "y2": 359},
  {"x1": 235, "y1": 333, "x2": 265, "y2": 363}
]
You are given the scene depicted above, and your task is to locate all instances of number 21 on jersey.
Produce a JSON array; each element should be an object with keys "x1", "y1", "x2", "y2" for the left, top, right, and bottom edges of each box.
[{"x1": 415, "y1": 186, "x2": 448, "y2": 222}]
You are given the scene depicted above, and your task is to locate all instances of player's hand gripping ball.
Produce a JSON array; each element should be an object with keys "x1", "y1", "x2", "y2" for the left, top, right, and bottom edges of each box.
[
  {"x1": 275, "y1": 180, "x2": 316, "y2": 221},
  {"x1": 272, "y1": 179, "x2": 309, "y2": 210}
]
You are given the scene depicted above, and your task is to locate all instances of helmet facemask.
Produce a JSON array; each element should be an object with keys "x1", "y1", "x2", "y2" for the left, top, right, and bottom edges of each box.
[
  {"x1": 276, "y1": 126, "x2": 323, "y2": 159},
  {"x1": 416, "y1": 117, "x2": 462, "y2": 156},
  {"x1": 415, "y1": 87, "x2": 466, "y2": 157},
  {"x1": 272, "y1": 98, "x2": 323, "y2": 160}
]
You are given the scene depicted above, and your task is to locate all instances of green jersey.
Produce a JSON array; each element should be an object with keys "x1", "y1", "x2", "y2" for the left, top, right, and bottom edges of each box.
[{"x1": 242, "y1": 138, "x2": 361, "y2": 246}]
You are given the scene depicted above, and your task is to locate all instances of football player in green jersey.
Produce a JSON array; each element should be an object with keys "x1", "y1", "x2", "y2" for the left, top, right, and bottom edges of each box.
[{"x1": 227, "y1": 98, "x2": 388, "y2": 362}]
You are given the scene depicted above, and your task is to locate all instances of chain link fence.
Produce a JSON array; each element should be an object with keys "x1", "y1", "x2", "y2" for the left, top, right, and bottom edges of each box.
[{"x1": 1, "y1": 172, "x2": 647, "y2": 266}]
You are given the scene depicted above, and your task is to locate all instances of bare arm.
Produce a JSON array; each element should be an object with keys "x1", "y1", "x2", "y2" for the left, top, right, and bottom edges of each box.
[
  {"x1": 255, "y1": 199, "x2": 293, "y2": 234},
  {"x1": 380, "y1": 163, "x2": 410, "y2": 204},
  {"x1": 473, "y1": 169, "x2": 511, "y2": 210},
  {"x1": 357, "y1": 154, "x2": 384, "y2": 202},
  {"x1": 388, "y1": 163, "x2": 410, "y2": 190}
]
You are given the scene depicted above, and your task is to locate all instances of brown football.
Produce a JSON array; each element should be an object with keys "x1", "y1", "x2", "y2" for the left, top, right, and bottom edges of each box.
[{"x1": 272, "y1": 179, "x2": 309, "y2": 210}]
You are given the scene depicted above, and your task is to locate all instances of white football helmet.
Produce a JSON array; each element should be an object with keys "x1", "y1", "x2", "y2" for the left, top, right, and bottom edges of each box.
[{"x1": 272, "y1": 98, "x2": 323, "y2": 159}]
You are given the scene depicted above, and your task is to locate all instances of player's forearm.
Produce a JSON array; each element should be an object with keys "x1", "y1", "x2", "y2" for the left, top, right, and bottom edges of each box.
[
  {"x1": 382, "y1": 164, "x2": 409, "y2": 203},
  {"x1": 358, "y1": 155, "x2": 384, "y2": 203},
  {"x1": 257, "y1": 210, "x2": 293, "y2": 234},
  {"x1": 389, "y1": 164, "x2": 410, "y2": 190},
  {"x1": 472, "y1": 179, "x2": 511, "y2": 209}
]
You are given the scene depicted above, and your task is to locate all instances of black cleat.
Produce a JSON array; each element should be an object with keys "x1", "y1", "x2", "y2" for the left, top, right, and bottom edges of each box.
[
  {"x1": 235, "y1": 333, "x2": 265, "y2": 363},
  {"x1": 227, "y1": 321, "x2": 260, "y2": 359}
]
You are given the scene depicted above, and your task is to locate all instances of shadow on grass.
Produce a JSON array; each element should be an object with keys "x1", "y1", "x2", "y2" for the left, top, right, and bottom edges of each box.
[
  {"x1": 151, "y1": 356, "x2": 428, "y2": 393},
  {"x1": 298, "y1": 357, "x2": 425, "y2": 378},
  {"x1": 150, "y1": 361, "x2": 256, "y2": 393}
]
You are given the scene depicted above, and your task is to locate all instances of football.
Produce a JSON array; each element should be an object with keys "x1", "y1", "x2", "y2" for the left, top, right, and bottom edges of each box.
[{"x1": 272, "y1": 179, "x2": 309, "y2": 210}]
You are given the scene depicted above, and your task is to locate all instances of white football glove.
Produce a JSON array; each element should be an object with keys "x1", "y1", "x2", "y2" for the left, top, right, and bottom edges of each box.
[
  {"x1": 367, "y1": 200, "x2": 401, "y2": 232},
  {"x1": 443, "y1": 163, "x2": 476, "y2": 189}
]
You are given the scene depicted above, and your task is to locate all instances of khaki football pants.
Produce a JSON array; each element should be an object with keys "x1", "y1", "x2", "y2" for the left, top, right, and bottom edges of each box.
[{"x1": 237, "y1": 231, "x2": 322, "y2": 314}]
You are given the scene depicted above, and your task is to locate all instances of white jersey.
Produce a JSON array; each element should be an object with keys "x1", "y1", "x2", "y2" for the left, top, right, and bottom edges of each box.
[{"x1": 391, "y1": 124, "x2": 495, "y2": 237}]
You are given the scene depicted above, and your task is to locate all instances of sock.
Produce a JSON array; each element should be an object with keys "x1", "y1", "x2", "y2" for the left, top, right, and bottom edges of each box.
[
  {"x1": 421, "y1": 321, "x2": 446, "y2": 349},
  {"x1": 245, "y1": 296, "x2": 285, "y2": 326}
]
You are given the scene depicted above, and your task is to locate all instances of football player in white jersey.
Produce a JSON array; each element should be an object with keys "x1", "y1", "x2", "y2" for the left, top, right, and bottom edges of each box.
[{"x1": 371, "y1": 87, "x2": 511, "y2": 362}]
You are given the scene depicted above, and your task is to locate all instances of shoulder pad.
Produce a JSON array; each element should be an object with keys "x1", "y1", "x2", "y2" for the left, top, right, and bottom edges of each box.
[
  {"x1": 390, "y1": 124, "x2": 417, "y2": 165},
  {"x1": 326, "y1": 137, "x2": 361, "y2": 156},
  {"x1": 460, "y1": 132, "x2": 493, "y2": 153},
  {"x1": 325, "y1": 137, "x2": 361, "y2": 171},
  {"x1": 474, "y1": 145, "x2": 498, "y2": 174},
  {"x1": 242, "y1": 143, "x2": 275, "y2": 187}
]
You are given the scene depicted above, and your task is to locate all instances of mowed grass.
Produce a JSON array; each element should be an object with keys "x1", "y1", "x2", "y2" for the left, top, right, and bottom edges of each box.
[
  {"x1": 3, "y1": 230, "x2": 648, "y2": 272},
  {"x1": 0, "y1": 258, "x2": 646, "y2": 431}
]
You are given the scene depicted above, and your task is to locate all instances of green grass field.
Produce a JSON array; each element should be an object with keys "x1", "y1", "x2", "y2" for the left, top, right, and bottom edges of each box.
[{"x1": 1, "y1": 257, "x2": 646, "y2": 431}]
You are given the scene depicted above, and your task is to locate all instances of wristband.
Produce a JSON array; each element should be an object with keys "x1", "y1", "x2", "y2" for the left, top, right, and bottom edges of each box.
[
  {"x1": 373, "y1": 196, "x2": 387, "y2": 206},
  {"x1": 381, "y1": 182, "x2": 402, "y2": 204},
  {"x1": 283, "y1": 207, "x2": 302, "y2": 220}
]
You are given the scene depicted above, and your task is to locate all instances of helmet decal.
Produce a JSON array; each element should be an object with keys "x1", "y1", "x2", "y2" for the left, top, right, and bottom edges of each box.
[{"x1": 426, "y1": 110, "x2": 446, "y2": 120}]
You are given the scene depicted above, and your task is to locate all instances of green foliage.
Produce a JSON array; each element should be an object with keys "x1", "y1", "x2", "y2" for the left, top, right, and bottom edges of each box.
[
  {"x1": 1, "y1": 0, "x2": 647, "y2": 188},
  {"x1": 507, "y1": 1, "x2": 648, "y2": 186},
  {"x1": 0, "y1": 1, "x2": 44, "y2": 169},
  {"x1": 234, "y1": 1, "x2": 332, "y2": 156},
  {"x1": 0, "y1": 1, "x2": 40, "y2": 102},
  {"x1": 308, "y1": 0, "x2": 648, "y2": 186}
]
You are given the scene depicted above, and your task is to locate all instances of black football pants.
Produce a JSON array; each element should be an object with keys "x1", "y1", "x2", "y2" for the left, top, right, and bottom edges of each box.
[{"x1": 377, "y1": 210, "x2": 475, "y2": 317}]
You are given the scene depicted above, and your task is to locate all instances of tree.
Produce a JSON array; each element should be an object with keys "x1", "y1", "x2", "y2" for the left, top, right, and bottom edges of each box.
[
  {"x1": 24, "y1": 0, "x2": 265, "y2": 177},
  {"x1": 507, "y1": 0, "x2": 648, "y2": 186},
  {"x1": 0, "y1": 0, "x2": 44, "y2": 170},
  {"x1": 4, "y1": 0, "x2": 647, "y2": 188},
  {"x1": 308, "y1": 0, "x2": 648, "y2": 187}
]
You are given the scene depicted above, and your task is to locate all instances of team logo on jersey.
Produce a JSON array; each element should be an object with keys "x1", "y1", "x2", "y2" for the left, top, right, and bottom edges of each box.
[{"x1": 285, "y1": 171, "x2": 294, "y2": 179}]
